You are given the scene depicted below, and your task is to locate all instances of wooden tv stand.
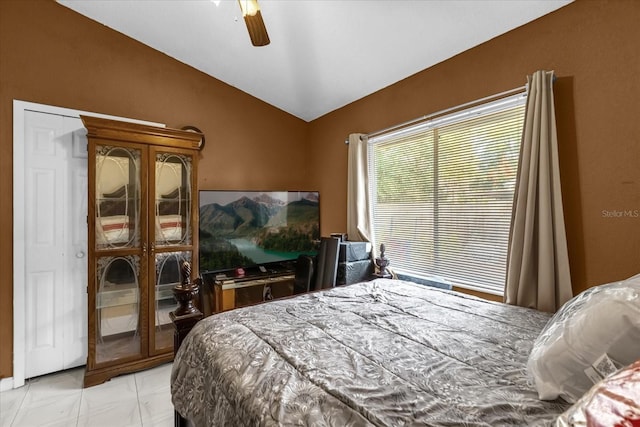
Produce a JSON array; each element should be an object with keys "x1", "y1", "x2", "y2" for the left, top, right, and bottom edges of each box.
[{"x1": 213, "y1": 270, "x2": 295, "y2": 312}]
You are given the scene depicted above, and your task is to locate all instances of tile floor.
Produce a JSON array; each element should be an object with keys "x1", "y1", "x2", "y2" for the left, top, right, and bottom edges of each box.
[{"x1": 0, "y1": 363, "x2": 173, "y2": 427}]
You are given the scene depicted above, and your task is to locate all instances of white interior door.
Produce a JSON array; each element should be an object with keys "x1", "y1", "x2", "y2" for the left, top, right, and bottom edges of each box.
[
  {"x1": 62, "y1": 117, "x2": 89, "y2": 369},
  {"x1": 23, "y1": 111, "x2": 88, "y2": 378}
]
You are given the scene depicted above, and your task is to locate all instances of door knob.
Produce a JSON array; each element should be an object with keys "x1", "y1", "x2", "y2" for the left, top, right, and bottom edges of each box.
[{"x1": 76, "y1": 251, "x2": 86, "y2": 258}]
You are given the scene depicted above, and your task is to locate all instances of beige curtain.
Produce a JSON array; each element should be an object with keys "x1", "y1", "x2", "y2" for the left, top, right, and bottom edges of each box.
[
  {"x1": 505, "y1": 70, "x2": 573, "y2": 312},
  {"x1": 346, "y1": 133, "x2": 372, "y2": 243}
]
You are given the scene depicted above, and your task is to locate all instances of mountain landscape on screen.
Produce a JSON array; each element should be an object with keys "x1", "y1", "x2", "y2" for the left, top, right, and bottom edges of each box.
[{"x1": 199, "y1": 191, "x2": 320, "y2": 272}]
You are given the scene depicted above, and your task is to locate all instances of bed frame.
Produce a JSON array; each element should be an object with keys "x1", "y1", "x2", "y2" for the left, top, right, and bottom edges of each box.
[{"x1": 170, "y1": 263, "x2": 203, "y2": 427}]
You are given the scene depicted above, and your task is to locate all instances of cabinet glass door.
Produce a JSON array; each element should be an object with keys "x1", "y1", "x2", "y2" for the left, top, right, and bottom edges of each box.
[
  {"x1": 95, "y1": 255, "x2": 142, "y2": 364},
  {"x1": 150, "y1": 148, "x2": 195, "y2": 355},
  {"x1": 154, "y1": 152, "x2": 192, "y2": 247},
  {"x1": 152, "y1": 251, "x2": 191, "y2": 353},
  {"x1": 95, "y1": 146, "x2": 141, "y2": 249},
  {"x1": 93, "y1": 143, "x2": 144, "y2": 365}
]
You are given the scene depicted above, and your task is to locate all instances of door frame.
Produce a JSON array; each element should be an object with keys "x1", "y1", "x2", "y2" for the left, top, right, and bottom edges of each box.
[{"x1": 10, "y1": 100, "x2": 164, "y2": 390}]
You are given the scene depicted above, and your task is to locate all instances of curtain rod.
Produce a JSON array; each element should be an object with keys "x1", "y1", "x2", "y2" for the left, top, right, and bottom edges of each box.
[{"x1": 345, "y1": 84, "x2": 527, "y2": 144}]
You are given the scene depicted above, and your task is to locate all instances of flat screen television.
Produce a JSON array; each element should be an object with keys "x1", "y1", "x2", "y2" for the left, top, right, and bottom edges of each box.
[{"x1": 199, "y1": 190, "x2": 320, "y2": 273}]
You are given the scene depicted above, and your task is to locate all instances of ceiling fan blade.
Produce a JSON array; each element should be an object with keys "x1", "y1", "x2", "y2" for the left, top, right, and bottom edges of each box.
[{"x1": 238, "y1": 0, "x2": 270, "y2": 47}]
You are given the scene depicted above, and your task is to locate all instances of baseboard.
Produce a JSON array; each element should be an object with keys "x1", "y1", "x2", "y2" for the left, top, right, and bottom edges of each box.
[{"x1": 0, "y1": 376, "x2": 15, "y2": 392}]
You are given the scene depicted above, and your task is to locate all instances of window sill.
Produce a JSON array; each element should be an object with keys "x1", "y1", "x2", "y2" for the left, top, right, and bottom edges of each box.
[{"x1": 396, "y1": 273, "x2": 453, "y2": 291}]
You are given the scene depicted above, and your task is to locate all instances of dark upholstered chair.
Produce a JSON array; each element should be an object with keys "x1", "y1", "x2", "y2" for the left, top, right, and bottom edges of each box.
[
  {"x1": 293, "y1": 237, "x2": 341, "y2": 294},
  {"x1": 293, "y1": 255, "x2": 314, "y2": 294},
  {"x1": 313, "y1": 237, "x2": 341, "y2": 291}
]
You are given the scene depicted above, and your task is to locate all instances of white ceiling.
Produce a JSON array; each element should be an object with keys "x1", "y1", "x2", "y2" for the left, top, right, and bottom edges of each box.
[{"x1": 57, "y1": 0, "x2": 572, "y2": 122}]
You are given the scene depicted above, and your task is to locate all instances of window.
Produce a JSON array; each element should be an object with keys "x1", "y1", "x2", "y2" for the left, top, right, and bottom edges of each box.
[{"x1": 368, "y1": 92, "x2": 526, "y2": 295}]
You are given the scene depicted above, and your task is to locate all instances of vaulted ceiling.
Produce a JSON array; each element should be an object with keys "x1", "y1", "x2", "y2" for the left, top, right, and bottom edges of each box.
[{"x1": 58, "y1": 0, "x2": 572, "y2": 121}]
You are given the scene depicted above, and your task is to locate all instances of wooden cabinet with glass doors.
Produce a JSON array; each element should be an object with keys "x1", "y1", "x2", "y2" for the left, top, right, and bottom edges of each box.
[{"x1": 82, "y1": 116, "x2": 201, "y2": 387}]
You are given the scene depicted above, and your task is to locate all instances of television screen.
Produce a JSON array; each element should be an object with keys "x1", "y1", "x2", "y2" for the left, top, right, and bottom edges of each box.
[{"x1": 199, "y1": 190, "x2": 320, "y2": 273}]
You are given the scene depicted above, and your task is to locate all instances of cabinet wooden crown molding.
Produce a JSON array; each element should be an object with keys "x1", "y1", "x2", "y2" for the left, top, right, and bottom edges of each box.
[{"x1": 81, "y1": 115, "x2": 204, "y2": 150}]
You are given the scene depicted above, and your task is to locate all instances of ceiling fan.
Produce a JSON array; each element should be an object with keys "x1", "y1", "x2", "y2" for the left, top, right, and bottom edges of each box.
[{"x1": 238, "y1": 0, "x2": 270, "y2": 46}]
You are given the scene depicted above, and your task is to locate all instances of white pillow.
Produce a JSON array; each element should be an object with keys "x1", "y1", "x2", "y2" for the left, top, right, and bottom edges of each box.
[{"x1": 527, "y1": 273, "x2": 640, "y2": 403}]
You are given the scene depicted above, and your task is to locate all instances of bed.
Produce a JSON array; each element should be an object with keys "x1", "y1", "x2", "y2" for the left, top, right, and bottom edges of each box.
[{"x1": 171, "y1": 278, "x2": 572, "y2": 426}]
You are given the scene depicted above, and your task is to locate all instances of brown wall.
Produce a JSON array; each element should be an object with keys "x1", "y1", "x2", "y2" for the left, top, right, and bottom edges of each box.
[
  {"x1": 309, "y1": 0, "x2": 640, "y2": 298},
  {"x1": 1, "y1": 0, "x2": 639, "y2": 380},
  {"x1": 0, "y1": 0, "x2": 308, "y2": 379}
]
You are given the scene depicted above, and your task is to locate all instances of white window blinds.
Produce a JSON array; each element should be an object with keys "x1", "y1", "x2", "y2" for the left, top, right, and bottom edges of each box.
[{"x1": 368, "y1": 93, "x2": 526, "y2": 295}]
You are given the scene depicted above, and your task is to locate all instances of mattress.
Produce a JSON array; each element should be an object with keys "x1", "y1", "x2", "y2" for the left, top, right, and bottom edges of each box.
[{"x1": 171, "y1": 279, "x2": 569, "y2": 426}]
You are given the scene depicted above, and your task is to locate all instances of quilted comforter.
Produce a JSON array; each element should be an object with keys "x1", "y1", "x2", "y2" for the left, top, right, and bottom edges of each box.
[{"x1": 171, "y1": 279, "x2": 569, "y2": 426}]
